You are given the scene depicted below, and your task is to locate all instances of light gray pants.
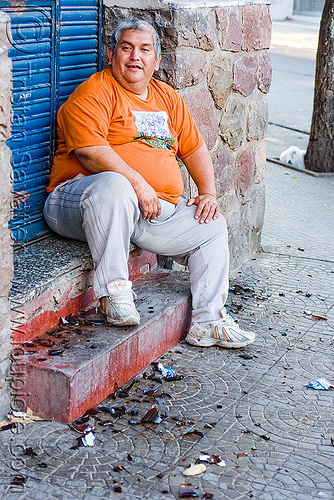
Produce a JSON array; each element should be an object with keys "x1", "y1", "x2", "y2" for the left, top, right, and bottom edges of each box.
[{"x1": 44, "y1": 172, "x2": 229, "y2": 323}]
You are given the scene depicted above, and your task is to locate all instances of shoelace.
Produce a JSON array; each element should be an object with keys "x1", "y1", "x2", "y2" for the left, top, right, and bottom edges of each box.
[{"x1": 109, "y1": 289, "x2": 136, "y2": 306}]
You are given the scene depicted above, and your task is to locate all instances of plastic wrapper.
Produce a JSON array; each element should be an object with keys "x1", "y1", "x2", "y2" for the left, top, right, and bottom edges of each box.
[
  {"x1": 307, "y1": 378, "x2": 332, "y2": 390},
  {"x1": 280, "y1": 146, "x2": 305, "y2": 169},
  {"x1": 157, "y1": 362, "x2": 176, "y2": 378}
]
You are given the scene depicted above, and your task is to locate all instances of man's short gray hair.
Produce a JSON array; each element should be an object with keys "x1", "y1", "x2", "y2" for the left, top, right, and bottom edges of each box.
[{"x1": 110, "y1": 18, "x2": 161, "y2": 60}]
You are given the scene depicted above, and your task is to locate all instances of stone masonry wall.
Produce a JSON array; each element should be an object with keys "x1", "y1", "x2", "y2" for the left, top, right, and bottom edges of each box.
[
  {"x1": 0, "y1": 12, "x2": 13, "y2": 419},
  {"x1": 104, "y1": 2, "x2": 272, "y2": 271}
]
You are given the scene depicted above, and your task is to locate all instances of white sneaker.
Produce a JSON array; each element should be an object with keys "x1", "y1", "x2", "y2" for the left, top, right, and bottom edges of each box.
[
  {"x1": 186, "y1": 308, "x2": 255, "y2": 348},
  {"x1": 100, "y1": 280, "x2": 140, "y2": 326}
]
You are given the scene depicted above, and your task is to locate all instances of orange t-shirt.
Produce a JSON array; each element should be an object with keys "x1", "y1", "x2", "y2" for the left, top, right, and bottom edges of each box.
[{"x1": 47, "y1": 69, "x2": 204, "y2": 204}]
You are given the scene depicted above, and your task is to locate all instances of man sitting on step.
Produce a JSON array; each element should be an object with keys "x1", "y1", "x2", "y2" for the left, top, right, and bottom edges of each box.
[{"x1": 44, "y1": 17, "x2": 255, "y2": 349}]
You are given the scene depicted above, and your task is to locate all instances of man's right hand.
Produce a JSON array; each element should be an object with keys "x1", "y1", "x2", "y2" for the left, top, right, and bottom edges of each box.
[
  {"x1": 133, "y1": 178, "x2": 161, "y2": 221},
  {"x1": 75, "y1": 145, "x2": 161, "y2": 221}
]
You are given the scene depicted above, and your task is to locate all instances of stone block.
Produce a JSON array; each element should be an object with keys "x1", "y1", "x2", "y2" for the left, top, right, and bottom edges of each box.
[
  {"x1": 246, "y1": 99, "x2": 268, "y2": 141},
  {"x1": 216, "y1": 7, "x2": 242, "y2": 52},
  {"x1": 0, "y1": 381, "x2": 10, "y2": 419},
  {"x1": 0, "y1": 52, "x2": 11, "y2": 83},
  {"x1": 181, "y1": 86, "x2": 218, "y2": 150},
  {"x1": 0, "y1": 357, "x2": 10, "y2": 391},
  {"x1": 218, "y1": 189, "x2": 250, "y2": 270},
  {"x1": 212, "y1": 144, "x2": 236, "y2": 195},
  {"x1": 0, "y1": 145, "x2": 12, "y2": 225},
  {"x1": 180, "y1": 163, "x2": 191, "y2": 199},
  {"x1": 0, "y1": 54, "x2": 12, "y2": 141},
  {"x1": 249, "y1": 183, "x2": 265, "y2": 233},
  {"x1": 158, "y1": 49, "x2": 207, "y2": 90},
  {"x1": 242, "y1": 4, "x2": 272, "y2": 51},
  {"x1": 254, "y1": 141, "x2": 267, "y2": 184},
  {"x1": 219, "y1": 95, "x2": 246, "y2": 151},
  {"x1": 239, "y1": 183, "x2": 265, "y2": 258},
  {"x1": 236, "y1": 147, "x2": 255, "y2": 194},
  {"x1": 0, "y1": 151, "x2": 13, "y2": 300},
  {"x1": 258, "y1": 52, "x2": 272, "y2": 93},
  {"x1": 155, "y1": 10, "x2": 179, "y2": 52},
  {"x1": 207, "y1": 55, "x2": 233, "y2": 110},
  {"x1": 104, "y1": 7, "x2": 215, "y2": 53},
  {"x1": 0, "y1": 12, "x2": 11, "y2": 55},
  {"x1": 175, "y1": 9, "x2": 215, "y2": 51},
  {"x1": 0, "y1": 267, "x2": 12, "y2": 298},
  {"x1": 155, "y1": 51, "x2": 175, "y2": 86},
  {"x1": 233, "y1": 55, "x2": 258, "y2": 96},
  {"x1": 0, "y1": 299, "x2": 11, "y2": 346},
  {"x1": 0, "y1": 296, "x2": 11, "y2": 419}
]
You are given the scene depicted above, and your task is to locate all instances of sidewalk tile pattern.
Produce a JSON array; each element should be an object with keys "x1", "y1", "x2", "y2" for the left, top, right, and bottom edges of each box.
[{"x1": 0, "y1": 252, "x2": 333, "y2": 499}]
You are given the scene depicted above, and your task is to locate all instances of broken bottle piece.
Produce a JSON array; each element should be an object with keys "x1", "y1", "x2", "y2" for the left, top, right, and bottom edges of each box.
[
  {"x1": 311, "y1": 314, "x2": 327, "y2": 321},
  {"x1": 0, "y1": 422, "x2": 16, "y2": 432},
  {"x1": 198, "y1": 453, "x2": 226, "y2": 467},
  {"x1": 37, "y1": 462, "x2": 48, "y2": 468},
  {"x1": 239, "y1": 353, "x2": 254, "y2": 360},
  {"x1": 179, "y1": 484, "x2": 200, "y2": 498},
  {"x1": 48, "y1": 348, "x2": 65, "y2": 356},
  {"x1": 76, "y1": 431, "x2": 96, "y2": 447},
  {"x1": 181, "y1": 430, "x2": 204, "y2": 439},
  {"x1": 23, "y1": 447, "x2": 37, "y2": 457},
  {"x1": 70, "y1": 423, "x2": 94, "y2": 433},
  {"x1": 140, "y1": 407, "x2": 162, "y2": 424},
  {"x1": 100, "y1": 405, "x2": 126, "y2": 418},
  {"x1": 230, "y1": 284, "x2": 254, "y2": 295},
  {"x1": 112, "y1": 480, "x2": 122, "y2": 492},
  {"x1": 11, "y1": 476, "x2": 26, "y2": 486}
]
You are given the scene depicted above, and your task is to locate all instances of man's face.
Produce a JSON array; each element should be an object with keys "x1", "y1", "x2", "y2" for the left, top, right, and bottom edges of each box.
[{"x1": 108, "y1": 29, "x2": 161, "y2": 95}]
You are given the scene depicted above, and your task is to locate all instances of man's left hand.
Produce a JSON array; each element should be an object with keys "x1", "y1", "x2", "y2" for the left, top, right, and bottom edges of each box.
[{"x1": 187, "y1": 194, "x2": 220, "y2": 224}]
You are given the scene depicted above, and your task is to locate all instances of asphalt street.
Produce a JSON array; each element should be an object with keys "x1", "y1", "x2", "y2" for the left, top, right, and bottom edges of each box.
[{"x1": 266, "y1": 18, "x2": 318, "y2": 158}]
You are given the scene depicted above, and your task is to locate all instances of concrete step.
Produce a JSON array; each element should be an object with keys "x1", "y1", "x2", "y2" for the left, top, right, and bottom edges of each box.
[
  {"x1": 10, "y1": 236, "x2": 157, "y2": 343},
  {"x1": 13, "y1": 269, "x2": 191, "y2": 424}
]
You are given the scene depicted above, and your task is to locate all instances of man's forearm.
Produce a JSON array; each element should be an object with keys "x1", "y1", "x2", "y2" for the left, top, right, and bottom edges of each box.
[
  {"x1": 75, "y1": 145, "x2": 143, "y2": 190},
  {"x1": 182, "y1": 144, "x2": 217, "y2": 198},
  {"x1": 74, "y1": 145, "x2": 161, "y2": 220},
  {"x1": 182, "y1": 144, "x2": 219, "y2": 224}
]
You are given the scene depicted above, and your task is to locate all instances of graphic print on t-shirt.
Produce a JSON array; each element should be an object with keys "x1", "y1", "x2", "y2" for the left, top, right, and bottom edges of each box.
[{"x1": 131, "y1": 110, "x2": 175, "y2": 150}]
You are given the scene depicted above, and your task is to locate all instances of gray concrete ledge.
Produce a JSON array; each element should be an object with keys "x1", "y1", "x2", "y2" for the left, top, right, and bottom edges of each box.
[
  {"x1": 9, "y1": 237, "x2": 142, "y2": 304},
  {"x1": 104, "y1": 0, "x2": 270, "y2": 10},
  {"x1": 10, "y1": 237, "x2": 93, "y2": 302}
]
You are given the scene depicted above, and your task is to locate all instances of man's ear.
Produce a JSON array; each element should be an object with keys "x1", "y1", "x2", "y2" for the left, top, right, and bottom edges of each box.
[
  {"x1": 108, "y1": 48, "x2": 113, "y2": 66},
  {"x1": 154, "y1": 54, "x2": 161, "y2": 72}
]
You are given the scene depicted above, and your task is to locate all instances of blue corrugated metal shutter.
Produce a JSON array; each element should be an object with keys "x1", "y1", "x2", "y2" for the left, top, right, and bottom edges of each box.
[
  {"x1": 58, "y1": 0, "x2": 100, "y2": 107},
  {"x1": 3, "y1": 0, "x2": 102, "y2": 244}
]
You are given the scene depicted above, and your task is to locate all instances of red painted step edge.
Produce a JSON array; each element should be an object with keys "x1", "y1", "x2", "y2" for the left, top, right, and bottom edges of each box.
[
  {"x1": 11, "y1": 249, "x2": 157, "y2": 343},
  {"x1": 12, "y1": 271, "x2": 191, "y2": 423}
]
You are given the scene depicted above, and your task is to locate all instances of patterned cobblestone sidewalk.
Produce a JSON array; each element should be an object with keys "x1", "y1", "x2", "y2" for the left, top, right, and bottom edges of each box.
[{"x1": 0, "y1": 249, "x2": 333, "y2": 500}]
